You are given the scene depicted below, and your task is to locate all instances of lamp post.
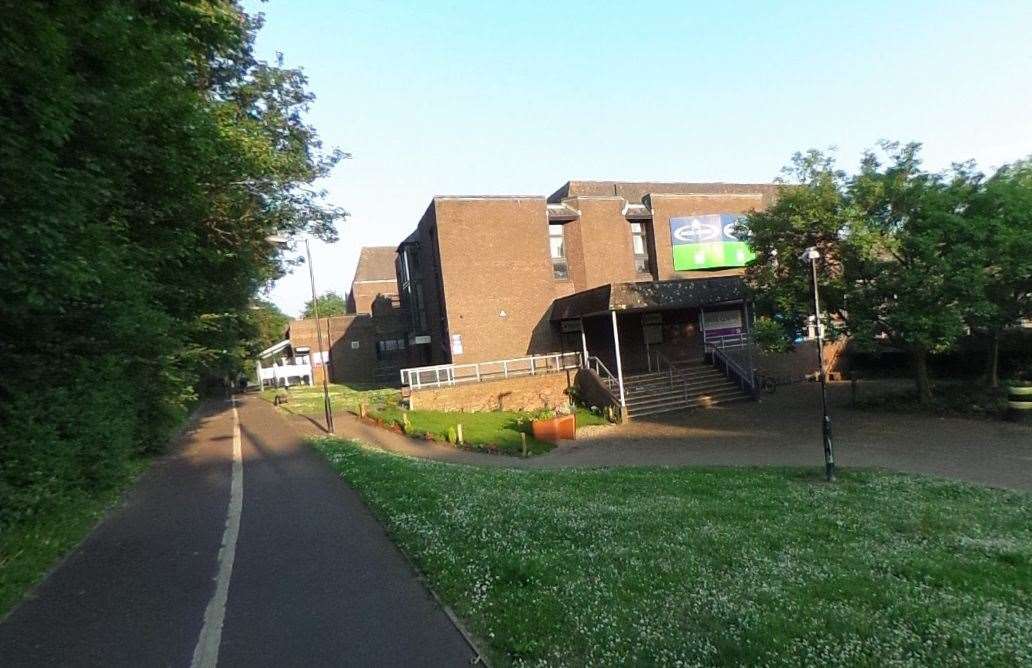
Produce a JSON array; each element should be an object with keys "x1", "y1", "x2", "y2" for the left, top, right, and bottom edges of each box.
[
  {"x1": 802, "y1": 247, "x2": 835, "y2": 482},
  {"x1": 304, "y1": 239, "x2": 335, "y2": 434},
  {"x1": 268, "y1": 234, "x2": 334, "y2": 434}
]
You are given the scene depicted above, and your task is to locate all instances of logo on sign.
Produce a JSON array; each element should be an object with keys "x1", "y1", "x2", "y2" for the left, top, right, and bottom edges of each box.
[{"x1": 672, "y1": 218, "x2": 722, "y2": 243}]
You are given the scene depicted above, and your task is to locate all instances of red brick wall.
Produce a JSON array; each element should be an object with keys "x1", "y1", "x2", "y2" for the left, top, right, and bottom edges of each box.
[
  {"x1": 434, "y1": 197, "x2": 567, "y2": 364},
  {"x1": 350, "y1": 280, "x2": 398, "y2": 315}
]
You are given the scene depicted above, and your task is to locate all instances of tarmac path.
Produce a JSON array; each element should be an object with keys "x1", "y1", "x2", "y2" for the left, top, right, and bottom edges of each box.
[
  {"x1": 0, "y1": 395, "x2": 475, "y2": 667},
  {"x1": 295, "y1": 382, "x2": 1032, "y2": 491}
]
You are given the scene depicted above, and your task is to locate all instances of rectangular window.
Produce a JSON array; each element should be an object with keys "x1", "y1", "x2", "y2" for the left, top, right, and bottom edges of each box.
[
  {"x1": 549, "y1": 223, "x2": 568, "y2": 279},
  {"x1": 630, "y1": 222, "x2": 652, "y2": 275}
]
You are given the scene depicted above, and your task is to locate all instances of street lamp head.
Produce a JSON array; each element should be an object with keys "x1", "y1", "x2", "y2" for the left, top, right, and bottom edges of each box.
[{"x1": 801, "y1": 247, "x2": 820, "y2": 261}]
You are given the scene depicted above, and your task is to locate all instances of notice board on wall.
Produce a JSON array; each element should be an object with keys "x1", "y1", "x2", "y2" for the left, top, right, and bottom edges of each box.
[{"x1": 669, "y1": 214, "x2": 754, "y2": 270}]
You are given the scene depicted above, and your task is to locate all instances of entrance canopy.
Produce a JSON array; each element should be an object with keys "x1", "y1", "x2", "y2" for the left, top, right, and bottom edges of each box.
[{"x1": 550, "y1": 276, "x2": 746, "y2": 321}]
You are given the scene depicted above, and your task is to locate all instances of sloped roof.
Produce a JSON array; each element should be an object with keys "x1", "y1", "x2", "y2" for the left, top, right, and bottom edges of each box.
[
  {"x1": 550, "y1": 276, "x2": 746, "y2": 320},
  {"x1": 352, "y1": 246, "x2": 398, "y2": 283}
]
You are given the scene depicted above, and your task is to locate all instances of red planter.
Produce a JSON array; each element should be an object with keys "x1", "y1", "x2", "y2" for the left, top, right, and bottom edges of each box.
[{"x1": 531, "y1": 414, "x2": 576, "y2": 443}]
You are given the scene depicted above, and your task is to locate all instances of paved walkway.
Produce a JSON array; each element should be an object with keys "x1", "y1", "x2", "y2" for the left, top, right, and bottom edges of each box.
[
  {"x1": 300, "y1": 383, "x2": 1032, "y2": 491},
  {"x1": 0, "y1": 396, "x2": 474, "y2": 667}
]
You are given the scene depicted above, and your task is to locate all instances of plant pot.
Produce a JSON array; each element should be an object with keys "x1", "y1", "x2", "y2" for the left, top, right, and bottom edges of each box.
[{"x1": 531, "y1": 414, "x2": 576, "y2": 443}]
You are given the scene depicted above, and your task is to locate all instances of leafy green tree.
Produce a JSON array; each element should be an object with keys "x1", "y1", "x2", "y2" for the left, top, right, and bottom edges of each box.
[
  {"x1": 250, "y1": 299, "x2": 291, "y2": 352},
  {"x1": 301, "y1": 291, "x2": 348, "y2": 319},
  {"x1": 963, "y1": 158, "x2": 1032, "y2": 386},
  {"x1": 845, "y1": 144, "x2": 985, "y2": 402},
  {"x1": 743, "y1": 143, "x2": 985, "y2": 403},
  {"x1": 0, "y1": 2, "x2": 344, "y2": 531}
]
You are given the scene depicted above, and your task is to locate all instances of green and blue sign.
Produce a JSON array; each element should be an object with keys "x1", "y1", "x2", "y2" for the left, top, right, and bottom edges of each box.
[{"x1": 670, "y1": 214, "x2": 754, "y2": 270}]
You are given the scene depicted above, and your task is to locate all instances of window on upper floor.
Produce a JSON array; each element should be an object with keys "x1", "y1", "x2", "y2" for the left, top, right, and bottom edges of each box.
[
  {"x1": 630, "y1": 221, "x2": 653, "y2": 275},
  {"x1": 549, "y1": 223, "x2": 568, "y2": 280}
]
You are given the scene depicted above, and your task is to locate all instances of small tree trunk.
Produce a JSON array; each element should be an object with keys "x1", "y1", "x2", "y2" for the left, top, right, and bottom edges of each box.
[
  {"x1": 912, "y1": 347, "x2": 933, "y2": 404},
  {"x1": 986, "y1": 330, "x2": 1001, "y2": 389}
]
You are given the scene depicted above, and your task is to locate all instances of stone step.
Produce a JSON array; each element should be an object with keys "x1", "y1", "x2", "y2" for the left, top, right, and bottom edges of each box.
[
  {"x1": 625, "y1": 377, "x2": 737, "y2": 399},
  {"x1": 625, "y1": 386, "x2": 748, "y2": 411},
  {"x1": 628, "y1": 392, "x2": 751, "y2": 418},
  {"x1": 623, "y1": 370, "x2": 726, "y2": 386}
]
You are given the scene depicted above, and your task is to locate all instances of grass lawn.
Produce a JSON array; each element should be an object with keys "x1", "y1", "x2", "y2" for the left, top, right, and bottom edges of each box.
[
  {"x1": 315, "y1": 439, "x2": 1032, "y2": 666},
  {"x1": 259, "y1": 383, "x2": 400, "y2": 416},
  {"x1": 0, "y1": 462, "x2": 145, "y2": 617},
  {"x1": 369, "y1": 405, "x2": 606, "y2": 455},
  {"x1": 260, "y1": 382, "x2": 609, "y2": 456}
]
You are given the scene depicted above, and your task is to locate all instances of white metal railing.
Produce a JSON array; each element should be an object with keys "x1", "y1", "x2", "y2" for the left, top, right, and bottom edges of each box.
[
  {"x1": 401, "y1": 352, "x2": 582, "y2": 390},
  {"x1": 586, "y1": 356, "x2": 618, "y2": 390},
  {"x1": 257, "y1": 360, "x2": 313, "y2": 388},
  {"x1": 585, "y1": 356, "x2": 622, "y2": 407},
  {"x1": 704, "y1": 332, "x2": 750, "y2": 350}
]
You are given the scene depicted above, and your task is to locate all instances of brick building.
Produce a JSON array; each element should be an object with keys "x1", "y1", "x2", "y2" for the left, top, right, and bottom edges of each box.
[
  {"x1": 284, "y1": 182, "x2": 783, "y2": 416},
  {"x1": 396, "y1": 180, "x2": 777, "y2": 378},
  {"x1": 346, "y1": 246, "x2": 399, "y2": 314},
  {"x1": 287, "y1": 247, "x2": 408, "y2": 386}
]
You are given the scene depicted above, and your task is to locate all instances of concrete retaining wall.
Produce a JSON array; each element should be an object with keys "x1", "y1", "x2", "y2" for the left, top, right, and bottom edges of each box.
[{"x1": 408, "y1": 371, "x2": 573, "y2": 412}]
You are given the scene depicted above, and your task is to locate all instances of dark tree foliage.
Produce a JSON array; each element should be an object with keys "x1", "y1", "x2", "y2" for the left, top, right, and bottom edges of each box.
[
  {"x1": 250, "y1": 298, "x2": 291, "y2": 352},
  {"x1": 0, "y1": 1, "x2": 344, "y2": 528},
  {"x1": 301, "y1": 291, "x2": 348, "y2": 319},
  {"x1": 743, "y1": 143, "x2": 1030, "y2": 402}
]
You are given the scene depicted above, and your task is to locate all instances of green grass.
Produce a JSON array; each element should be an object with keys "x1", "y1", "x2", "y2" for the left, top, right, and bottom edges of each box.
[
  {"x1": 0, "y1": 462, "x2": 145, "y2": 617},
  {"x1": 315, "y1": 439, "x2": 1032, "y2": 666},
  {"x1": 259, "y1": 383, "x2": 400, "y2": 416},
  {"x1": 369, "y1": 405, "x2": 605, "y2": 455},
  {"x1": 260, "y1": 382, "x2": 608, "y2": 456}
]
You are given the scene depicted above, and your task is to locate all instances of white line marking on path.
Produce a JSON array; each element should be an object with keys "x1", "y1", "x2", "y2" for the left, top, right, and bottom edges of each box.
[{"x1": 191, "y1": 396, "x2": 244, "y2": 668}]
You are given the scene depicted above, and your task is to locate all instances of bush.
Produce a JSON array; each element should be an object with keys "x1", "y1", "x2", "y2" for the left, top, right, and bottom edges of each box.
[{"x1": 752, "y1": 316, "x2": 794, "y2": 353}]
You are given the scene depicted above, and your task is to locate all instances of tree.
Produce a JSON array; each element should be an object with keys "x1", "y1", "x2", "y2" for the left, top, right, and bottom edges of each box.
[
  {"x1": 0, "y1": 1, "x2": 344, "y2": 532},
  {"x1": 251, "y1": 299, "x2": 291, "y2": 351},
  {"x1": 301, "y1": 291, "x2": 347, "y2": 319},
  {"x1": 742, "y1": 143, "x2": 985, "y2": 403},
  {"x1": 963, "y1": 158, "x2": 1032, "y2": 386}
]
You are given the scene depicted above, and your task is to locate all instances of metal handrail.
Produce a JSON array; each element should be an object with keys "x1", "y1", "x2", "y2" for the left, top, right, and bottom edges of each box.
[
  {"x1": 400, "y1": 351, "x2": 582, "y2": 389},
  {"x1": 585, "y1": 356, "x2": 622, "y2": 406},
  {"x1": 710, "y1": 344, "x2": 757, "y2": 397},
  {"x1": 586, "y1": 356, "x2": 618, "y2": 388},
  {"x1": 648, "y1": 350, "x2": 693, "y2": 402},
  {"x1": 704, "y1": 332, "x2": 750, "y2": 350}
]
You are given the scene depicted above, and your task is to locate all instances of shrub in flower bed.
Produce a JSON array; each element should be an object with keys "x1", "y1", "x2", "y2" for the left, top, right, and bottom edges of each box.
[{"x1": 316, "y1": 439, "x2": 1032, "y2": 666}]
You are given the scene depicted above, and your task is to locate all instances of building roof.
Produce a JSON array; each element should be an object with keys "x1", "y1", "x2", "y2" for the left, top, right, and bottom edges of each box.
[
  {"x1": 550, "y1": 276, "x2": 746, "y2": 320},
  {"x1": 547, "y1": 180, "x2": 779, "y2": 204},
  {"x1": 352, "y1": 246, "x2": 398, "y2": 283}
]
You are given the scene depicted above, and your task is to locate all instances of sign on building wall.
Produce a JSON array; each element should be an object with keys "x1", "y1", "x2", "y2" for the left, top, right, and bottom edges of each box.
[
  {"x1": 702, "y1": 308, "x2": 744, "y2": 338},
  {"x1": 669, "y1": 214, "x2": 754, "y2": 270},
  {"x1": 450, "y1": 333, "x2": 463, "y2": 356}
]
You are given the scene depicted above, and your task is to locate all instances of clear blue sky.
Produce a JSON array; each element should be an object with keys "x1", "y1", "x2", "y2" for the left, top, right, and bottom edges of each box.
[{"x1": 244, "y1": 0, "x2": 1032, "y2": 317}]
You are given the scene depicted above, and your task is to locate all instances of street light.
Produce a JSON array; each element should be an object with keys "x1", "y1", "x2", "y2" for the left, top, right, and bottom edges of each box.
[
  {"x1": 801, "y1": 246, "x2": 836, "y2": 482},
  {"x1": 267, "y1": 234, "x2": 335, "y2": 434}
]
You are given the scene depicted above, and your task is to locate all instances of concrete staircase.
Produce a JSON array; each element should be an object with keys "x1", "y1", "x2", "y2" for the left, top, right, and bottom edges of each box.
[{"x1": 623, "y1": 361, "x2": 751, "y2": 418}]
